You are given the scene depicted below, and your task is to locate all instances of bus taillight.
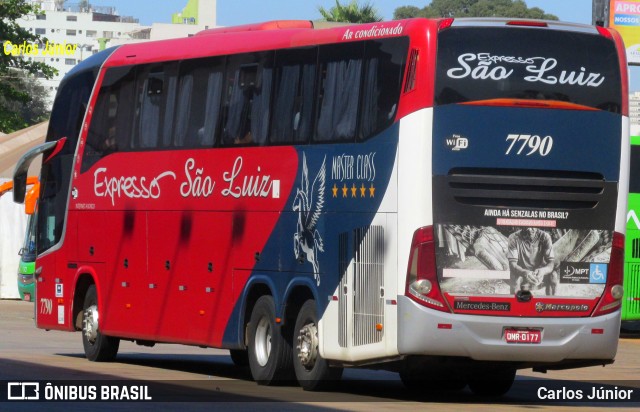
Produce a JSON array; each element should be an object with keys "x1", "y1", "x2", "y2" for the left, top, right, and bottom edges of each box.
[
  {"x1": 593, "y1": 231, "x2": 624, "y2": 316},
  {"x1": 406, "y1": 226, "x2": 451, "y2": 313},
  {"x1": 596, "y1": 26, "x2": 629, "y2": 116},
  {"x1": 506, "y1": 20, "x2": 548, "y2": 27},
  {"x1": 438, "y1": 18, "x2": 454, "y2": 31},
  {"x1": 596, "y1": 25, "x2": 613, "y2": 39}
]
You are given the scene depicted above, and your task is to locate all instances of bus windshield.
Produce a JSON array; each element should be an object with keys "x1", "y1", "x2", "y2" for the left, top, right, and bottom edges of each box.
[
  {"x1": 36, "y1": 51, "x2": 110, "y2": 255},
  {"x1": 20, "y1": 213, "x2": 37, "y2": 263},
  {"x1": 435, "y1": 26, "x2": 622, "y2": 112}
]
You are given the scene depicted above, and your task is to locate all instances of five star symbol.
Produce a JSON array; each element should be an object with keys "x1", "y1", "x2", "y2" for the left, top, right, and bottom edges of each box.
[{"x1": 332, "y1": 183, "x2": 375, "y2": 198}]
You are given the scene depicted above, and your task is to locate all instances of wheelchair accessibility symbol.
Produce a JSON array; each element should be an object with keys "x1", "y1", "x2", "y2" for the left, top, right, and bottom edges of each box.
[{"x1": 589, "y1": 263, "x2": 607, "y2": 284}]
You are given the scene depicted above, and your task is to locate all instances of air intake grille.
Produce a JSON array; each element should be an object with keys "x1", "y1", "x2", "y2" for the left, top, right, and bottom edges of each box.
[
  {"x1": 338, "y1": 232, "x2": 348, "y2": 348},
  {"x1": 623, "y1": 263, "x2": 640, "y2": 317},
  {"x1": 353, "y1": 226, "x2": 384, "y2": 347},
  {"x1": 403, "y1": 48, "x2": 419, "y2": 93},
  {"x1": 447, "y1": 168, "x2": 605, "y2": 209},
  {"x1": 633, "y1": 238, "x2": 640, "y2": 259}
]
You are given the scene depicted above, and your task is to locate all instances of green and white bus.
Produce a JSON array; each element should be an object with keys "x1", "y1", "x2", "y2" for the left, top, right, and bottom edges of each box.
[{"x1": 624, "y1": 136, "x2": 640, "y2": 326}]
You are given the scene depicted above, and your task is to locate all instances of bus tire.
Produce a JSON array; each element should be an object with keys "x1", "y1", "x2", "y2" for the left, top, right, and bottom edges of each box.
[
  {"x1": 229, "y1": 349, "x2": 249, "y2": 366},
  {"x1": 468, "y1": 368, "x2": 516, "y2": 397},
  {"x1": 293, "y1": 300, "x2": 343, "y2": 391},
  {"x1": 81, "y1": 285, "x2": 119, "y2": 362},
  {"x1": 247, "y1": 295, "x2": 293, "y2": 384}
]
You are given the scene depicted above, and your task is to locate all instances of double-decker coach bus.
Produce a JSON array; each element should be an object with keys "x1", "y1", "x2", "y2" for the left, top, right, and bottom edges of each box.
[{"x1": 14, "y1": 18, "x2": 628, "y2": 395}]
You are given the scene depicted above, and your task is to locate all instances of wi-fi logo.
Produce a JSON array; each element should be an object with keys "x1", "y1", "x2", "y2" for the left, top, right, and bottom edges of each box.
[{"x1": 445, "y1": 134, "x2": 468, "y2": 151}]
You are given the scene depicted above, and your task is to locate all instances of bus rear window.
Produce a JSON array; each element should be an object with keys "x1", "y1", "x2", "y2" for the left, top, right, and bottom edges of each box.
[{"x1": 435, "y1": 27, "x2": 622, "y2": 113}]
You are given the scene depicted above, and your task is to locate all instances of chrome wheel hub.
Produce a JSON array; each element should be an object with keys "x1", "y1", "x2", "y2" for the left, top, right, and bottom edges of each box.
[
  {"x1": 83, "y1": 304, "x2": 99, "y2": 344},
  {"x1": 297, "y1": 322, "x2": 318, "y2": 370},
  {"x1": 255, "y1": 316, "x2": 272, "y2": 367}
]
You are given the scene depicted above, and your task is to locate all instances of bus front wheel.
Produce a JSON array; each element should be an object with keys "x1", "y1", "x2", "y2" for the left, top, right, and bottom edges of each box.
[
  {"x1": 81, "y1": 285, "x2": 119, "y2": 362},
  {"x1": 247, "y1": 295, "x2": 293, "y2": 384},
  {"x1": 293, "y1": 300, "x2": 343, "y2": 391}
]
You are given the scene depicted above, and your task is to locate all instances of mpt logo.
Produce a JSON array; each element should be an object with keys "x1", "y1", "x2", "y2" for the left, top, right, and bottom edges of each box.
[
  {"x1": 445, "y1": 134, "x2": 469, "y2": 151},
  {"x1": 563, "y1": 265, "x2": 589, "y2": 277},
  {"x1": 559, "y1": 262, "x2": 590, "y2": 284}
]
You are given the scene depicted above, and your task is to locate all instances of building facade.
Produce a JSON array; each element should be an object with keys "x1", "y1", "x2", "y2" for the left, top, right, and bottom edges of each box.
[{"x1": 13, "y1": 0, "x2": 216, "y2": 105}]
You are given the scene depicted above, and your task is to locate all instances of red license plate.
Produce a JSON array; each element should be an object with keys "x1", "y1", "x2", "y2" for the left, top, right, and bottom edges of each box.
[{"x1": 504, "y1": 328, "x2": 542, "y2": 344}]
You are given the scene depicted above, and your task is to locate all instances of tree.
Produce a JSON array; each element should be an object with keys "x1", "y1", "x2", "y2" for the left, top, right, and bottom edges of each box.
[
  {"x1": 393, "y1": 0, "x2": 558, "y2": 20},
  {"x1": 318, "y1": 0, "x2": 383, "y2": 23},
  {"x1": 417, "y1": 0, "x2": 478, "y2": 18},
  {"x1": 394, "y1": 6, "x2": 423, "y2": 20},
  {"x1": 0, "y1": 0, "x2": 57, "y2": 133},
  {"x1": 0, "y1": 69, "x2": 50, "y2": 132}
]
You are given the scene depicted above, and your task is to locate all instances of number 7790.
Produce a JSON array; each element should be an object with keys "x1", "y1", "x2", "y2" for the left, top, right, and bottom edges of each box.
[{"x1": 505, "y1": 134, "x2": 553, "y2": 156}]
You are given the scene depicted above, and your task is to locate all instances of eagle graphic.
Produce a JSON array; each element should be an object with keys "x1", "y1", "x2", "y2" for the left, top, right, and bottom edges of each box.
[{"x1": 292, "y1": 153, "x2": 326, "y2": 286}]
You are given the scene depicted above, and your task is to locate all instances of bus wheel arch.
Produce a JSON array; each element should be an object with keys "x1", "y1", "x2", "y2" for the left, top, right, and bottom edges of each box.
[
  {"x1": 282, "y1": 284, "x2": 315, "y2": 330},
  {"x1": 242, "y1": 282, "x2": 273, "y2": 346},
  {"x1": 73, "y1": 273, "x2": 96, "y2": 330},
  {"x1": 81, "y1": 284, "x2": 120, "y2": 362}
]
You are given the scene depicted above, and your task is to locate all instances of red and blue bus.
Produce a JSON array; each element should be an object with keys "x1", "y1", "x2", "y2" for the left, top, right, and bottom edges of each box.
[{"x1": 14, "y1": 17, "x2": 628, "y2": 395}]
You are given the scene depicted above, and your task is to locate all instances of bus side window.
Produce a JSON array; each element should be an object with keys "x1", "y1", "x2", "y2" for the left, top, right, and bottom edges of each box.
[
  {"x1": 222, "y1": 52, "x2": 273, "y2": 146},
  {"x1": 82, "y1": 66, "x2": 135, "y2": 173},
  {"x1": 174, "y1": 57, "x2": 224, "y2": 148},
  {"x1": 359, "y1": 37, "x2": 408, "y2": 140},
  {"x1": 136, "y1": 69, "x2": 163, "y2": 148},
  {"x1": 132, "y1": 63, "x2": 178, "y2": 150},
  {"x1": 271, "y1": 47, "x2": 317, "y2": 145},
  {"x1": 315, "y1": 42, "x2": 364, "y2": 143}
]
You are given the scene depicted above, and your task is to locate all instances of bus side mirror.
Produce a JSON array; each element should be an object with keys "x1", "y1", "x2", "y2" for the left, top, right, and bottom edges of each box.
[{"x1": 13, "y1": 138, "x2": 66, "y2": 204}]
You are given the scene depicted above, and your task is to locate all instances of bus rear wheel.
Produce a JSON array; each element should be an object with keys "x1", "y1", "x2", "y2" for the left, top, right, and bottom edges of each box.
[
  {"x1": 81, "y1": 285, "x2": 119, "y2": 362},
  {"x1": 247, "y1": 295, "x2": 293, "y2": 384},
  {"x1": 293, "y1": 300, "x2": 343, "y2": 391}
]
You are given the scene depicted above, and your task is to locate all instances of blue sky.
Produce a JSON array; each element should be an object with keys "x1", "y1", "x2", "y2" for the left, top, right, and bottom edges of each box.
[
  {"x1": 86, "y1": 0, "x2": 592, "y2": 26},
  {"x1": 81, "y1": 0, "x2": 638, "y2": 90}
]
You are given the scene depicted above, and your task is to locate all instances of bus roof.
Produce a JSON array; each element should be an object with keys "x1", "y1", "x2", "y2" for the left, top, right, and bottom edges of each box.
[
  {"x1": 449, "y1": 17, "x2": 600, "y2": 34},
  {"x1": 104, "y1": 18, "x2": 435, "y2": 67},
  {"x1": 103, "y1": 17, "x2": 608, "y2": 69},
  {"x1": 195, "y1": 20, "x2": 314, "y2": 35}
]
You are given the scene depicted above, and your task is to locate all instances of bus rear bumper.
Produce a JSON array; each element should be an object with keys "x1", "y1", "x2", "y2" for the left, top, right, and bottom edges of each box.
[{"x1": 397, "y1": 296, "x2": 620, "y2": 363}]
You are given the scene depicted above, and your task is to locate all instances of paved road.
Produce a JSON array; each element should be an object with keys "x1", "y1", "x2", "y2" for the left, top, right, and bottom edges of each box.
[{"x1": 1, "y1": 299, "x2": 639, "y2": 411}]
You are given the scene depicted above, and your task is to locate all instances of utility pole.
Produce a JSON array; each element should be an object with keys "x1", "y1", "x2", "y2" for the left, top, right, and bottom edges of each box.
[{"x1": 592, "y1": 0, "x2": 609, "y2": 27}]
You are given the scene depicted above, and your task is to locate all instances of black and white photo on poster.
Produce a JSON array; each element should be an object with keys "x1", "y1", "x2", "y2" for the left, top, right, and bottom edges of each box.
[{"x1": 435, "y1": 225, "x2": 612, "y2": 299}]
